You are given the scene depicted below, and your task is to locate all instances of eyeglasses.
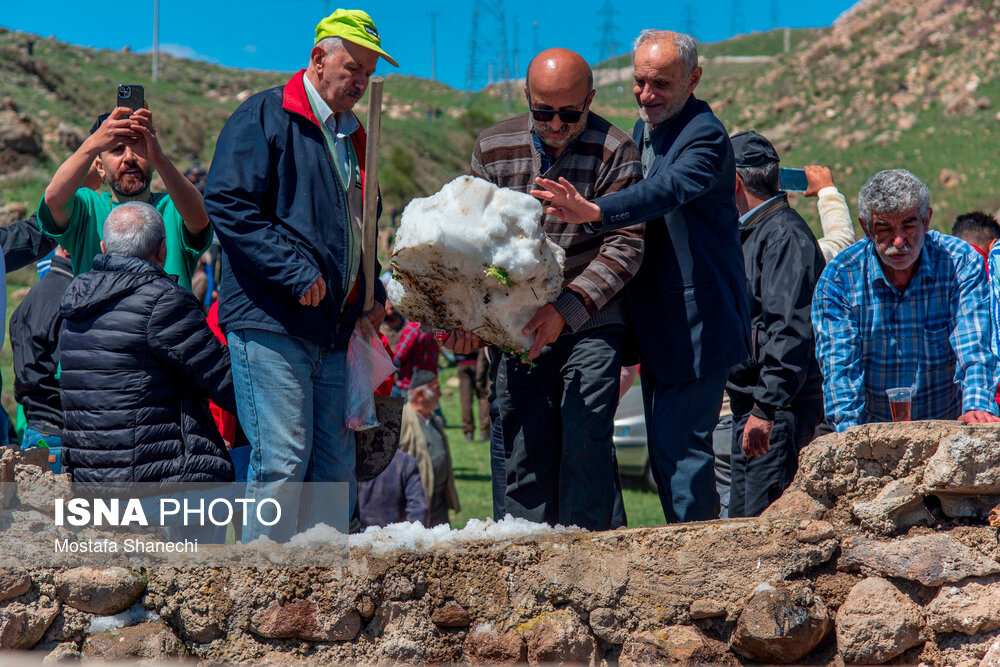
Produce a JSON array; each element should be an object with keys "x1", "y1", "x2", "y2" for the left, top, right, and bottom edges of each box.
[{"x1": 527, "y1": 96, "x2": 590, "y2": 124}]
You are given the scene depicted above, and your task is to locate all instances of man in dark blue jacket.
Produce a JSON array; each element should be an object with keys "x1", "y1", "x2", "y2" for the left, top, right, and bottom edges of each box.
[
  {"x1": 531, "y1": 30, "x2": 751, "y2": 523},
  {"x1": 204, "y1": 9, "x2": 395, "y2": 542},
  {"x1": 59, "y1": 202, "x2": 236, "y2": 485}
]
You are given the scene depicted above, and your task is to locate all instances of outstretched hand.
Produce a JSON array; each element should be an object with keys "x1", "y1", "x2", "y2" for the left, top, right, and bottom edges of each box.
[{"x1": 529, "y1": 177, "x2": 602, "y2": 224}]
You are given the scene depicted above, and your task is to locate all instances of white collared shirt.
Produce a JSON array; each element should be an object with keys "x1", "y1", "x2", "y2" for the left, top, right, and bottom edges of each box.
[{"x1": 302, "y1": 72, "x2": 359, "y2": 188}]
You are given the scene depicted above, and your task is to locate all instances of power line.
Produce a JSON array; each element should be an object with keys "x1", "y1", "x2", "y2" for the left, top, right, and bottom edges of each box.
[
  {"x1": 596, "y1": 0, "x2": 619, "y2": 63},
  {"x1": 465, "y1": 0, "x2": 512, "y2": 110}
]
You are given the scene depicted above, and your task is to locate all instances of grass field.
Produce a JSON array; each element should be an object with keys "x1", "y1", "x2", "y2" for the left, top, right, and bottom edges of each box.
[{"x1": 434, "y1": 365, "x2": 668, "y2": 530}]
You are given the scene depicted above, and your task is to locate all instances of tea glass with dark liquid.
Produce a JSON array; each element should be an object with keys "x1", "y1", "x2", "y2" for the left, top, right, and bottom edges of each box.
[{"x1": 886, "y1": 387, "x2": 912, "y2": 422}]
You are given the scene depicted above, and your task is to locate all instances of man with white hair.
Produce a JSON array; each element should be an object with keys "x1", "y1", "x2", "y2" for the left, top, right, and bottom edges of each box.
[
  {"x1": 58, "y1": 202, "x2": 237, "y2": 484},
  {"x1": 813, "y1": 169, "x2": 1000, "y2": 431},
  {"x1": 531, "y1": 30, "x2": 750, "y2": 523},
  {"x1": 205, "y1": 9, "x2": 396, "y2": 541}
]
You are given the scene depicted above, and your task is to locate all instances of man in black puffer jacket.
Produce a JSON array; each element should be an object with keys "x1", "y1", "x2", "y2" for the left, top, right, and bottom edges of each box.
[{"x1": 59, "y1": 201, "x2": 236, "y2": 484}]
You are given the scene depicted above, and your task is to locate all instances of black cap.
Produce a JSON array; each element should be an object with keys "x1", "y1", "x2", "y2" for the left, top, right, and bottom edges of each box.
[
  {"x1": 409, "y1": 369, "x2": 437, "y2": 390},
  {"x1": 731, "y1": 131, "x2": 779, "y2": 169}
]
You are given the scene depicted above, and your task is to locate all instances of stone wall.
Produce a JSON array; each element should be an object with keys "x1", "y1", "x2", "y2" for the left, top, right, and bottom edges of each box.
[{"x1": 2, "y1": 422, "x2": 1000, "y2": 664}]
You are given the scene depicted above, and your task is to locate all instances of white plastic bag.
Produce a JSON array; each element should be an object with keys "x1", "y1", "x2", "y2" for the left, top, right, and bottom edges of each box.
[{"x1": 345, "y1": 319, "x2": 397, "y2": 431}]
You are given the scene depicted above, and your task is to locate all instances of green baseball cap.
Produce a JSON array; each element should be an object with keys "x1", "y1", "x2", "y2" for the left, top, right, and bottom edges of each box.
[{"x1": 315, "y1": 9, "x2": 398, "y2": 67}]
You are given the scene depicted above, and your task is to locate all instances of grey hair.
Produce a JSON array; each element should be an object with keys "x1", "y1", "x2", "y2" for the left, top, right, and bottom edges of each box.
[
  {"x1": 408, "y1": 385, "x2": 435, "y2": 403},
  {"x1": 633, "y1": 30, "x2": 698, "y2": 75},
  {"x1": 858, "y1": 169, "x2": 931, "y2": 227},
  {"x1": 315, "y1": 36, "x2": 346, "y2": 55},
  {"x1": 102, "y1": 202, "x2": 165, "y2": 260}
]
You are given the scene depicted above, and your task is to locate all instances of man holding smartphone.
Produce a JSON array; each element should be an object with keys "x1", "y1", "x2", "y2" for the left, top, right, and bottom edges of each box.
[{"x1": 37, "y1": 102, "x2": 211, "y2": 290}]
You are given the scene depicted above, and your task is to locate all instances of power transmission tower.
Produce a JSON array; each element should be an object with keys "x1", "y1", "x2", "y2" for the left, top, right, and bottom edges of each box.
[
  {"x1": 730, "y1": 0, "x2": 745, "y2": 37},
  {"x1": 428, "y1": 11, "x2": 438, "y2": 80},
  {"x1": 596, "y1": 0, "x2": 619, "y2": 63},
  {"x1": 683, "y1": 2, "x2": 697, "y2": 38},
  {"x1": 465, "y1": 0, "x2": 512, "y2": 110}
]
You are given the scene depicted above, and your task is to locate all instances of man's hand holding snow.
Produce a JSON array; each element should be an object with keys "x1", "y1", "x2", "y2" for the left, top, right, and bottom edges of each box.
[{"x1": 522, "y1": 304, "x2": 565, "y2": 360}]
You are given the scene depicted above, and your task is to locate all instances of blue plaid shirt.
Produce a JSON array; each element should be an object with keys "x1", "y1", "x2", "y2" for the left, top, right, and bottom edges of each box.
[{"x1": 812, "y1": 230, "x2": 998, "y2": 432}]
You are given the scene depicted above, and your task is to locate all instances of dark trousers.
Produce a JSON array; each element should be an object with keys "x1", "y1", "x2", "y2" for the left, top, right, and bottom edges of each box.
[
  {"x1": 458, "y1": 360, "x2": 490, "y2": 436},
  {"x1": 489, "y1": 399, "x2": 505, "y2": 520},
  {"x1": 641, "y1": 364, "x2": 728, "y2": 523},
  {"x1": 497, "y1": 324, "x2": 626, "y2": 531},
  {"x1": 729, "y1": 399, "x2": 823, "y2": 517}
]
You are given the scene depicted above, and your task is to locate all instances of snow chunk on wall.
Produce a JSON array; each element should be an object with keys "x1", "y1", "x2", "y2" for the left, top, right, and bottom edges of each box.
[{"x1": 388, "y1": 176, "x2": 565, "y2": 353}]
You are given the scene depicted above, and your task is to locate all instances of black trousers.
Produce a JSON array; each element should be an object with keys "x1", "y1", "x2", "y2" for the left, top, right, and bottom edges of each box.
[
  {"x1": 496, "y1": 324, "x2": 626, "y2": 531},
  {"x1": 729, "y1": 399, "x2": 823, "y2": 517}
]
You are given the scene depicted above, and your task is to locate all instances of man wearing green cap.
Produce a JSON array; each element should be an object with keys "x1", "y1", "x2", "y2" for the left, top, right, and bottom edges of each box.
[{"x1": 205, "y1": 8, "x2": 397, "y2": 542}]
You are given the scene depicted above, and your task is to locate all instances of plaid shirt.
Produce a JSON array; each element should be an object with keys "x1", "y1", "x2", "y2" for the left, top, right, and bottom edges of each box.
[
  {"x1": 393, "y1": 322, "x2": 439, "y2": 389},
  {"x1": 813, "y1": 231, "x2": 998, "y2": 432}
]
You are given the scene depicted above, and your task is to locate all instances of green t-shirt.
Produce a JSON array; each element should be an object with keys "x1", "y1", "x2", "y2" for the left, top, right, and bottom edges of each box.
[{"x1": 37, "y1": 189, "x2": 212, "y2": 290}]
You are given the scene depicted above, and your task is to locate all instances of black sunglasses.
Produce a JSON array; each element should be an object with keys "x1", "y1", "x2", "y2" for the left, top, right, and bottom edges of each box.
[{"x1": 528, "y1": 96, "x2": 590, "y2": 124}]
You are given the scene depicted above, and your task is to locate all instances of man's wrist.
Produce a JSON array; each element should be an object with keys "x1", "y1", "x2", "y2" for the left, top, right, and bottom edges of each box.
[{"x1": 750, "y1": 402, "x2": 777, "y2": 421}]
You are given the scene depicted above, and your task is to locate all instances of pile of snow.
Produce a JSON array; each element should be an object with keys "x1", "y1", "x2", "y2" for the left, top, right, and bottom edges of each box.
[
  {"x1": 87, "y1": 603, "x2": 160, "y2": 633},
  {"x1": 388, "y1": 176, "x2": 565, "y2": 354},
  {"x1": 351, "y1": 516, "x2": 580, "y2": 554}
]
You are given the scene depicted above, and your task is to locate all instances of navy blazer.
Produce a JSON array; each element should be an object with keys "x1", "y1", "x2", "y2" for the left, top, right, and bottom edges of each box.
[{"x1": 593, "y1": 96, "x2": 751, "y2": 384}]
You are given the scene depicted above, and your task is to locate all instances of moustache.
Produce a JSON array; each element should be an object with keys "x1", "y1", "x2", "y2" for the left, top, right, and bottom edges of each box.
[
  {"x1": 883, "y1": 244, "x2": 913, "y2": 256},
  {"x1": 346, "y1": 88, "x2": 363, "y2": 98},
  {"x1": 540, "y1": 124, "x2": 570, "y2": 135}
]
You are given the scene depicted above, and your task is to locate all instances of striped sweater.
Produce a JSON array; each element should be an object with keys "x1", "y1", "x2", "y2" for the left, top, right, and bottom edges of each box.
[{"x1": 471, "y1": 112, "x2": 644, "y2": 332}]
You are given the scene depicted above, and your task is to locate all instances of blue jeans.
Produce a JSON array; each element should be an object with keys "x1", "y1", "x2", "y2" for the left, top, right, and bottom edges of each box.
[
  {"x1": 22, "y1": 428, "x2": 62, "y2": 474},
  {"x1": 227, "y1": 329, "x2": 354, "y2": 543},
  {"x1": 641, "y1": 365, "x2": 728, "y2": 523}
]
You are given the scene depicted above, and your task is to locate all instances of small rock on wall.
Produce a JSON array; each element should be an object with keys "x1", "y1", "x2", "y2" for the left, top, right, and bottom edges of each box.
[{"x1": 837, "y1": 577, "x2": 924, "y2": 664}]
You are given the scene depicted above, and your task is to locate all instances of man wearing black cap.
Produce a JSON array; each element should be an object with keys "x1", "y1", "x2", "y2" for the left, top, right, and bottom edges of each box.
[
  {"x1": 398, "y1": 369, "x2": 460, "y2": 527},
  {"x1": 726, "y1": 130, "x2": 825, "y2": 517}
]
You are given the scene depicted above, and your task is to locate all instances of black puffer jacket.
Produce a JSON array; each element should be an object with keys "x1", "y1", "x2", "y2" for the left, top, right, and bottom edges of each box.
[{"x1": 59, "y1": 254, "x2": 237, "y2": 484}]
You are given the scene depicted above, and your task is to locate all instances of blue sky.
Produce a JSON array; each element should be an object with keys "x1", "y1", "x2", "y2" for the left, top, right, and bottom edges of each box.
[{"x1": 2, "y1": 0, "x2": 859, "y2": 89}]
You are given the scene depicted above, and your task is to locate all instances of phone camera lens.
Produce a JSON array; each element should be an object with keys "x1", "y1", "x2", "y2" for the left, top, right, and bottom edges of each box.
[{"x1": 119, "y1": 85, "x2": 130, "y2": 96}]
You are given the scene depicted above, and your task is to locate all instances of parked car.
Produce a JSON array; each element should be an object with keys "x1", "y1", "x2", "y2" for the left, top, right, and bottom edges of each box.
[{"x1": 613, "y1": 385, "x2": 655, "y2": 490}]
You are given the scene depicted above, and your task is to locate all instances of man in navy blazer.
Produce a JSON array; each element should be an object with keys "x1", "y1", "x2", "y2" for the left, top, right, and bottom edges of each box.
[{"x1": 531, "y1": 29, "x2": 750, "y2": 523}]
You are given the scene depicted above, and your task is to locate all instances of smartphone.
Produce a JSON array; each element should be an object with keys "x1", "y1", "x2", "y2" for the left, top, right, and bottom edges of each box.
[
  {"x1": 779, "y1": 167, "x2": 808, "y2": 192},
  {"x1": 116, "y1": 84, "x2": 145, "y2": 113}
]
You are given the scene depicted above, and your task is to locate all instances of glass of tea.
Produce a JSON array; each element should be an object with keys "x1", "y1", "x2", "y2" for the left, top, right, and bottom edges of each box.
[{"x1": 886, "y1": 387, "x2": 912, "y2": 422}]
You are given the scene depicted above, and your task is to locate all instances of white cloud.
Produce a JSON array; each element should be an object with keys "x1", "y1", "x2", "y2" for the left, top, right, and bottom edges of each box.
[
  {"x1": 243, "y1": 44, "x2": 257, "y2": 54},
  {"x1": 143, "y1": 43, "x2": 219, "y2": 64}
]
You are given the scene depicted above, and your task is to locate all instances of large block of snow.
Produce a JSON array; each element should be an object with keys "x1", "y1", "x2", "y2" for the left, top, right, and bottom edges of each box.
[{"x1": 388, "y1": 176, "x2": 565, "y2": 353}]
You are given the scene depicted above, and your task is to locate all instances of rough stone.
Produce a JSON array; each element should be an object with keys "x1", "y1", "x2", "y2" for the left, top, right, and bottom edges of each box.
[
  {"x1": 15, "y1": 464, "x2": 71, "y2": 514},
  {"x1": 517, "y1": 609, "x2": 595, "y2": 665},
  {"x1": 0, "y1": 597, "x2": 60, "y2": 650},
  {"x1": 761, "y1": 489, "x2": 829, "y2": 520},
  {"x1": 851, "y1": 479, "x2": 932, "y2": 534},
  {"x1": 840, "y1": 534, "x2": 1000, "y2": 586},
  {"x1": 465, "y1": 623, "x2": 526, "y2": 664},
  {"x1": 41, "y1": 641, "x2": 82, "y2": 663},
  {"x1": 924, "y1": 434, "x2": 1000, "y2": 494},
  {"x1": 794, "y1": 520, "x2": 836, "y2": 543},
  {"x1": 178, "y1": 606, "x2": 223, "y2": 643},
  {"x1": 0, "y1": 110, "x2": 42, "y2": 155},
  {"x1": 0, "y1": 449, "x2": 14, "y2": 509},
  {"x1": 588, "y1": 606, "x2": 628, "y2": 644},
  {"x1": 937, "y1": 494, "x2": 1000, "y2": 520},
  {"x1": 980, "y1": 638, "x2": 1000, "y2": 667},
  {"x1": 430, "y1": 600, "x2": 472, "y2": 628},
  {"x1": 81, "y1": 621, "x2": 188, "y2": 661},
  {"x1": 837, "y1": 577, "x2": 924, "y2": 664},
  {"x1": 54, "y1": 567, "x2": 146, "y2": 614},
  {"x1": 250, "y1": 598, "x2": 361, "y2": 642},
  {"x1": 621, "y1": 625, "x2": 738, "y2": 666},
  {"x1": 927, "y1": 578, "x2": 1000, "y2": 635},
  {"x1": 730, "y1": 587, "x2": 832, "y2": 663},
  {"x1": 689, "y1": 598, "x2": 726, "y2": 619},
  {"x1": 0, "y1": 566, "x2": 31, "y2": 603}
]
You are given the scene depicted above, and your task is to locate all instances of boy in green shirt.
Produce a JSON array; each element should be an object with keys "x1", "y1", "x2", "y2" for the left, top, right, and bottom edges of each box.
[{"x1": 38, "y1": 106, "x2": 211, "y2": 289}]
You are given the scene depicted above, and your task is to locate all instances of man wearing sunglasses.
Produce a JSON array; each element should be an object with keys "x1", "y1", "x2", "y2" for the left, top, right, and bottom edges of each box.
[
  {"x1": 461, "y1": 48, "x2": 644, "y2": 532},
  {"x1": 530, "y1": 31, "x2": 751, "y2": 524}
]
